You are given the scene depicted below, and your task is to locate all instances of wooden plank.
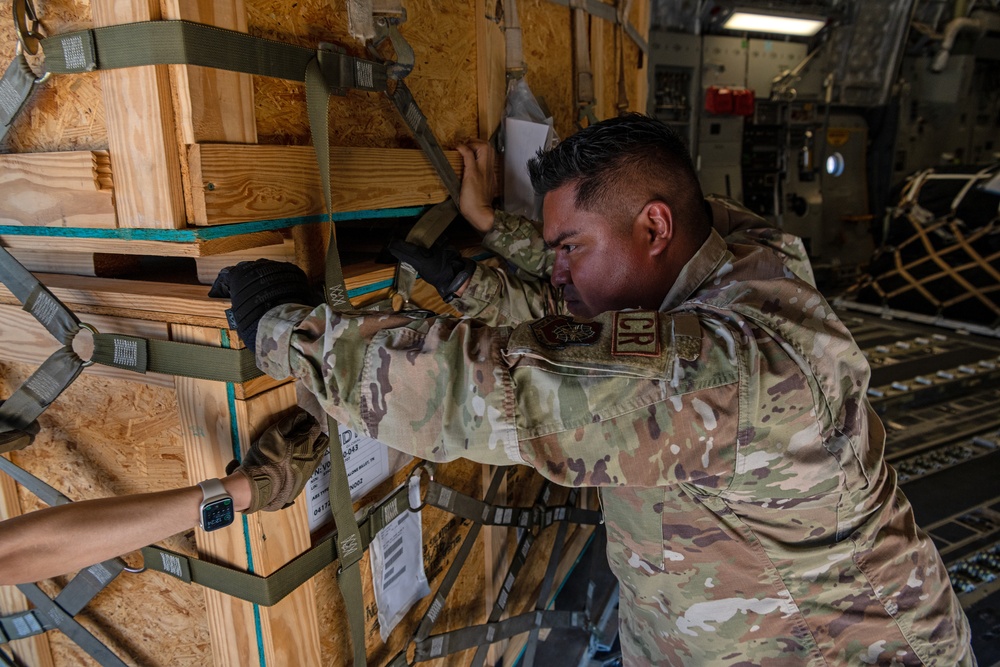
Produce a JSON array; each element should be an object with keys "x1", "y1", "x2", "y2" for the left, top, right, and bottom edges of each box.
[
  {"x1": 235, "y1": 386, "x2": 324, "y2": 666},
  {"x1": 0, "y1": 274, "x2": 229, "y2": 322},
  {"x1": 160, "y1": 0, "x2": 257, "y2": 146},
  {"x1": 630, "y1": 0, "x2": 651, "y2": 114},
  {"x1": 0, "y1": 457, "x2": 56, "y2": 667},
  {"x1": 0, "y1": 305, "x2": 176, "y2": 388},
  {"x1": 195, "y1": 238, "x2": 298, "y2": 284},
  {"x1": 7, "y1": 249, "x2": 140, "y2": 279},
  {"x1": 188, "y1": 144, "x2": 464, "y2": 225},
  {"x1": 476, "y1": 0, "x2": 507, "y2": 140},
  {"x1": 0, "y1": 229, "x2": 285, "y2": 258},
  {"x1": 172, "y1": 325, "x2": 262, "y2": 666},
  {"x1": 92, "y1": 0, "x2": 186, "y2": 229},
  {"x1": 0, "y1": 151, "x2": 116, "y2": 228}
]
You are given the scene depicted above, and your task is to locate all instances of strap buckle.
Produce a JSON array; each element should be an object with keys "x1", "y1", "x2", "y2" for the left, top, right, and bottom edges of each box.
[
  {"x1": 372, "y1": 16, "x2": 413, "y2": 80},
  {"x1": 13, "y1": 0, "x2": 43, "y2": 56}
]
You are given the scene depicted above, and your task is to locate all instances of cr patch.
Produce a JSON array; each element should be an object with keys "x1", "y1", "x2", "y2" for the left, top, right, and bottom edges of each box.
[{"x1": 612, "y1": 311, "x2": 660, "y2": 356}]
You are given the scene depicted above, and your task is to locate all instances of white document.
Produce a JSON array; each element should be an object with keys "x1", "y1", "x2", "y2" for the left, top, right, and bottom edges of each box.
[
  {"x1": 306, "y1": 423, "x2": 396, "y2": 533},
  {"x1": 370, "y1": 507, "x2": 430, "y2": 641},
  {"x1": 504, "y1": 116, "x2": 555, "y2": 220}
]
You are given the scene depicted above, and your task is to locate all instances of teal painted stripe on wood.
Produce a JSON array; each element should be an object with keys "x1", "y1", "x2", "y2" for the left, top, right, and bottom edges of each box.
[{"x1": 0, "y1": 206, "x2": 427, "y2": 243}]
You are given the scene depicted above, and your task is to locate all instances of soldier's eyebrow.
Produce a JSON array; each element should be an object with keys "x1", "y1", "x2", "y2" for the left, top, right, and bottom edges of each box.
[{"x1": 544, "y1": 229, "x2": 579, "y2": 250}]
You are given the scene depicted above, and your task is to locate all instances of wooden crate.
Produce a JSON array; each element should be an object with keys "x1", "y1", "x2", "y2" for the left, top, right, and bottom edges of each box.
[
  {"x1": 0, "y1": 276, "x2": 596, "y2": 667},
  {"x1": 0, "y1": 0, "x2": 649, "y2": 251}
]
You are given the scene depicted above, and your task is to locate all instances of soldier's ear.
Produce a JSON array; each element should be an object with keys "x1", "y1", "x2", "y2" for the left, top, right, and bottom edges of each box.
[{"x1": 640, "y1": 200, "x2": 673, "y2": 257}]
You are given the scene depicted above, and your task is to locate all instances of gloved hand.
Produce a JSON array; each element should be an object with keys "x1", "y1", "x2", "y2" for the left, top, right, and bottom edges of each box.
[
  {"x1": 388, "y1": 240, "x2": 476, "y2": 302},
  {"x1": 227, "y1": 408, "x2": 329, "y2": 513},
  {"x1": 209, "y1": 259, "x2": 315, "y2": 353}
]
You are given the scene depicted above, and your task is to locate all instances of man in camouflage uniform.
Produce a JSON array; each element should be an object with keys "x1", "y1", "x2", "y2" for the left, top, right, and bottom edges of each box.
[{"x1": 231, "y1": 115, "x2": 974, "y2": 665}]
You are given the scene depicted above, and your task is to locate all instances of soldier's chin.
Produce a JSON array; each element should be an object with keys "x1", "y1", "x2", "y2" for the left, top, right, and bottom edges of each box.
[{"x1": 564, "y1": 299, "x2": 591, "y2": 319}]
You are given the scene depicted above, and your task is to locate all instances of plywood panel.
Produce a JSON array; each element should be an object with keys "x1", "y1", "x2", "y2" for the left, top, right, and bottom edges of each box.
[{"x1": 0, "y1": 360, "x2": 210, "y2": 667}]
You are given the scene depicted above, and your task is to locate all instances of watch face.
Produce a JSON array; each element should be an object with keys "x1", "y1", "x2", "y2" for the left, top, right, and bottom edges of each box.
[{"x1": 202, "y1": 498, "x2": 235, "y2": 531}]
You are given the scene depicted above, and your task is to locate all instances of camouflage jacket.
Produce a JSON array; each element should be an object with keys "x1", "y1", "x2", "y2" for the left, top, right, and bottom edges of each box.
[{"x1": 256, "y1": 197, "x2": 973, "y2": 666}]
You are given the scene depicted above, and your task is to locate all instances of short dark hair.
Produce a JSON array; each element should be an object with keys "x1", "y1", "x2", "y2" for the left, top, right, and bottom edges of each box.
[{"x1": 528, "y1": 114, "x2": 707, "y2": 233}]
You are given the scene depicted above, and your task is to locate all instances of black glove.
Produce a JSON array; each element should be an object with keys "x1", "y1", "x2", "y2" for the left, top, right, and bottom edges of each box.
[
  {"x1": 388, "y1": 240, "x2": 476, "y2": 302},
  {"x1": 209, "y1": 259, "x2": 314, "y2": 353}
]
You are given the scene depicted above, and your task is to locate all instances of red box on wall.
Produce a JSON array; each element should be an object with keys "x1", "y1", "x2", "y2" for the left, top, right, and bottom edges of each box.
[
  {"x1": 705, "y1": 86, "x2": 733, "y2": 114},
  {"x1": 733, "y1": 88, "x2": 755, "y2": 116}
]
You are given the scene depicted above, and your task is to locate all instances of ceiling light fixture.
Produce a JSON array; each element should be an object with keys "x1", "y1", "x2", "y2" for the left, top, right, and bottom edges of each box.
[{"x1": 722, "y1": 10, "x2": 827, "y2": 37}]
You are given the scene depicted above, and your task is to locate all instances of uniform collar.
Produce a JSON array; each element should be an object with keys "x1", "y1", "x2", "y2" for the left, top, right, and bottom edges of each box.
[{"x1": 658, "y1": 229, "x2": 730, "y2": 312}]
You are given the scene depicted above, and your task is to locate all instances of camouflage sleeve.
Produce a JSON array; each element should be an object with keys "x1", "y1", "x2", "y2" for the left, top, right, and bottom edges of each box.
[
  {"x1": 449, "y1": 263, "x2": 567, "y2": 327},
  {"x1": 706, "y1": 194, "x2": 817, "y2": 287},
  {"x1": 480, "y1": 210, "x2": 553, "y2": 279},
  {"x1": 256, "y1": 305, "x2": 741, "y2": 491}
]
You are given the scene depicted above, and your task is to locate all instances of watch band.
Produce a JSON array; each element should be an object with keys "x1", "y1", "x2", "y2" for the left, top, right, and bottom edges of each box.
[{"x1": 198, "y1": 478, "x2": 227, "y2": 500}]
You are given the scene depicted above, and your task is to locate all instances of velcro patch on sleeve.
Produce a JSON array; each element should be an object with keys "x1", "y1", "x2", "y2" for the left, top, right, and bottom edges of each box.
[
  {"x1": 672, "y1": 312, "x2": 702, "y2": 361},
  {"x1": 612, "y1": 311, "x2": 660, "y2": 357}
]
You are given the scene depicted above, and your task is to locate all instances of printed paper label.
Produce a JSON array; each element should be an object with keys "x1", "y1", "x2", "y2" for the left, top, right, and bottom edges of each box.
[{"x1": 306, "y1": 424, "x2": 392, "y2": 532}]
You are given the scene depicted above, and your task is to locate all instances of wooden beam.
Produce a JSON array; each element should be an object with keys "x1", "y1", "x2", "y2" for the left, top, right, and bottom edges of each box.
[
  {"x1": 92, "y1": 0, "x2": 186, "y2": 229},
  {"x1": 188, "y1": 144, "x2": 464, "y2": 225},
  {"x1": 195, "y1": 239, "x2": 298, "y2": 285},
  {"x1": 0, "y1": 458, "x2": 56, "y2": 667},
  {"x1": 160, "y1": 1, "x2": 257, "y2": 146},
  {"x1": 7, "y1": 249, "x2": 140, "y2": 278},
  {"x1": 631, "y1": 0, "x2": 651, "y2": 113},
  {"x1": 476, "y1": 0, "x2": 507, "y2": 140},
  {"x1": 172, "y1": 324, "x2": 262, "y2": 666},
  {"x1": 235, "y1": 386, "x2": 324, "y2": 666},
  {"x1": 0, "y1": 151, "x2": 116, "y2": 228},
  {"x1": 0, "y1": 230, "x2": 285, "y2": 258}
]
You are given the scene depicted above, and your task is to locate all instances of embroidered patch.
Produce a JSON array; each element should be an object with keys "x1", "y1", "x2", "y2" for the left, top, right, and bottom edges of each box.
[
  {"x1": 531, "y1": 315, "x2": 602, "y2": 349},
  {"x1": 612, "y1": 311, "x2": 660, "y2": 356}
]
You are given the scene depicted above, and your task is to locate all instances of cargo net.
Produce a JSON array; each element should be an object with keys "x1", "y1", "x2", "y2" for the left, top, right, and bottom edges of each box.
[{"x1": 845, "y1": 164, "x2": 1000, "y2": 327}]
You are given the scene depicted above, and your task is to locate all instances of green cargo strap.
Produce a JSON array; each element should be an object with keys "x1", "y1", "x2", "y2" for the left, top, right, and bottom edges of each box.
[
  {"x1": 419, "y1": 609, "x2": 589, "y2": 661},
  {"x1": 0, "y1": 347, "x2": 84, "y2": 434},
  {"x1": 521, "y1": 490, "x2": 579, "y2": 667},
  {"x1": 40, "y1": 20, "x2": 388, "y2": 93},
  {"x1": 422, "y1": 478, "x2": 602, "y2": 530},
  {"x1": 141, "y1": 482, "x2": 411, "y2": 607},
  {"x1": 0, "y1": 51, "x2": 40, "y2": 143},
  {"x1": 321, "y1": 201, "x2": 368, "y2": 666},
  {"x1": 15, "y1": 582, "x2": 130, "y2": 667},
  {"x1": 468, "y1": 481, "x2": 553, "y2": 666},
  {"x1": 91, "y1": 334, "x2": 262, "y2": 383},
  {"x1": 385, "y1": 466, "x2": 508, "y2": 667}
]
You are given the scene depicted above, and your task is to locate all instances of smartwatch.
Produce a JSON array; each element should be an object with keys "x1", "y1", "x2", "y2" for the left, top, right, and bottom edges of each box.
[{"x1": 198, "y1": 478, "x2": 235, "y2": 531}]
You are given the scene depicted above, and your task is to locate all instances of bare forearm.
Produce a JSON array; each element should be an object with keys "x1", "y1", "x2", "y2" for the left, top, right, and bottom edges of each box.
[{"x1": 0, "y1": 474, "x2": 250, "y2": 585}]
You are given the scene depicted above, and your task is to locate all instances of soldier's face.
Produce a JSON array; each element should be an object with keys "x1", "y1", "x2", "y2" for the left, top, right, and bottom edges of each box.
[{"x1": 543, "y1": 184, "x2": 653, "y2": 319}]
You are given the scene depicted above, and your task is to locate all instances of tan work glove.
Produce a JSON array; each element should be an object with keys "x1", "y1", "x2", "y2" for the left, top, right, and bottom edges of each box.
[{"x1": 229, "y1": 408, "x2": 330, "y2": 513}]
